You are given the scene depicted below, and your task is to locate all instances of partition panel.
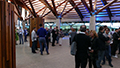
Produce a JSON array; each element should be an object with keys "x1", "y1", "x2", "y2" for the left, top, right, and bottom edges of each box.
[{"x1": 0, "y1": 1, "x2": 15, "y2": 68}]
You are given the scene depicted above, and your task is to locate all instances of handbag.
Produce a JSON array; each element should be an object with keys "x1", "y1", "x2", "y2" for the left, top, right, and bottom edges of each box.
[{"x1": 71, "y1": 41, "x2": 77, "y2": 56}]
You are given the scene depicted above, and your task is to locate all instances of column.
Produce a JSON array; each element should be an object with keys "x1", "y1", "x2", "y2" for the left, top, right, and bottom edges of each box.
[
  {"x1": 22, "y1": 8, "x2": 25, "y2": 30},
  {"x1": 89, "y1": 15, "x2": 96, "y2": 31},
  {"x1": 27, "y1": 11, "x2": 29, "y2": 25},
  {"x1": 56, "y1": 18, "x2": 61, "y2": 29}
]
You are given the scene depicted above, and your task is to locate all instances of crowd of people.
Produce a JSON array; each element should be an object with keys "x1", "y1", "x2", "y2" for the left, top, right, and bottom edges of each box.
[
  {"x1": 16, "y1": 24, "x2": 120, "y2": 68},
  {"x1": 15, "y1": 27, "x2": 28, "y2": 45},
  {"x1": 71, "y1": 25, "x2": 120, "y2": 68},
  {"x1": 31, "y1": 24, "x2": 64, "y2": 55}
]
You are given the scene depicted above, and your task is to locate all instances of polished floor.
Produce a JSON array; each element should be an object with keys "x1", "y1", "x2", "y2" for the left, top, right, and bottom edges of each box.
[{"x1": 16, "y1": 36, "x2": 120, "y2": 68}]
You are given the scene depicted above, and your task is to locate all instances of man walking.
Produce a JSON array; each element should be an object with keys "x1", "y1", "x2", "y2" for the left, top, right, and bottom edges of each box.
[
  {"x1": 37, "y1": 24, "x2": 49, "y2": 55},
  {"x1": 73, "y1": 25, "x2": 91, "y2": 68},
  {"x1": 18, "y1": 27, "x2": 24, "y2": 44}
]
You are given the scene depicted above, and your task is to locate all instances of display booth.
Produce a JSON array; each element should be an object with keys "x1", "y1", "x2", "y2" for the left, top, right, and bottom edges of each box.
[{"x1": 0, "y1": 1, "x2": 16, "y2": 68}]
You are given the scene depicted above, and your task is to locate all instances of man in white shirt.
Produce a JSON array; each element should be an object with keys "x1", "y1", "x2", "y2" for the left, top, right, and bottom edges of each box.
[
  {"x1": 31, "y1": 27, "x2": 37, "y2": 53},
  {"x1": 18, "y1": 27, "x2": 24, "y2": 44}
]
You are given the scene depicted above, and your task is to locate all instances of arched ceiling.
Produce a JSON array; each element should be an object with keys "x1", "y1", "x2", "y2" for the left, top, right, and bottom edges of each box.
[{"x1": 11, "y1": 0, "x2": 120, "y2": 21}]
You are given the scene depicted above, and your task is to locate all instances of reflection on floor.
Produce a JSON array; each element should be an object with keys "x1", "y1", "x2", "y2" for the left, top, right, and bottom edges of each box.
[{"x1": 16, "y1": 36, "x2": 120, "y2": 68}]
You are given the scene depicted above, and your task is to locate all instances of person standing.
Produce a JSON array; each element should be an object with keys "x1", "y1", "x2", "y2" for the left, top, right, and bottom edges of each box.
[
  {"x1": 37, "y1": 24, "x2": 49, "y2": 55},
  {"x1": 59, "y1": 29, "x2": 64, "y2": 46},
  {"x1": 73, "y1": 25, "x2": 91, "y2": 68},
  {"x1": 18, "y1": 27, "x2": 24, "y2": 44},
  {"x1": 45, "y1": 28, "x2": 50, "y2": 50},
  {"x1": 68, "y1": 27, "x2": 73, "y2": 45},
  {"x1": 70, "y1": 28, "x2": 76, "y2": 45},
  {"x1": 56, "y1": 26, "x2": 59, "y2": 44},
  {"x1": 24, "y1": 27, "x2": 28, "y2": 42},
  {"x1": 15, "y1": 28, "x2": 19, "y2": 45},
  {"x1": 111, "y1": 29, "x2": 120, "y2": 58},
  {"x1": 31, "y1": 27, "x2": 37, "y2": 53},
  {"x1": 102, "y1": 28, "x2": 113, "y2": 67},
  {"x1": 49, "y1": 26, "x2": 53, "y2": 43},
  {"x1": 52, "y1": 28, "x2": 57, "y2": 46},
  {"x1": 88, "y1": 30, "x2": 99, "y2": 68},
  {"x1": 96, "y1": 26, "x2": 109, "y2": 68},
  {"x1": 117, "y1": 27, "x2": 120, "y2": 54}
]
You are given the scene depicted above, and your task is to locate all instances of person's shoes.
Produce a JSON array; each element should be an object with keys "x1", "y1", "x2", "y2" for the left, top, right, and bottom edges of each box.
[
  {"x1": 59, "y1": 44, "x2": 62, "y2": 46},
  {"x1": 47, "y1": 53, "x2": 49, "y2": 55},
  {"x1": 102, "y1": 62, "x2": 105, "y2": 65},
  {"x1": 109, "y1": 64, "x2": 113, "y2": 67},
  {"x1": 41, "y1": 53, "x2": 43, "y2": 55},
  {"x1": 19, "y1": 43, "x2": 21, "y2": 45},
  {"x1": 112, "y1": 55, "x2": 118, "y2": 58}
]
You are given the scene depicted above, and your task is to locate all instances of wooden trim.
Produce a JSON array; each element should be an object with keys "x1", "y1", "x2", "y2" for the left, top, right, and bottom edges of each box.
[
  {"x1": 28, "y1": 0, "x2": 37, "y2": 17},
  {"x1": 62, "y1": 2, "x2": 82, "y2": 17},
  {"x1": 95, "y1": 0, "x2": 117, "y2": 15}
]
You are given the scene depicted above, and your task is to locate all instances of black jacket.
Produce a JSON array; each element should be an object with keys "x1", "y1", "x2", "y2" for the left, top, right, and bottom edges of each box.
[
  {"x1": 90, "y1": 37, "x2": 99, "y2": 59},
  {"x1": 52, "y1": 29, "x2": 57, "y2": 38},
  {"x1": 73, "y1": 33, "x2": 91, "y2": 58},
  {"x1": 98, "y1": 32, "x2": 109, "y2": 51},
  {"x1": 113, "y1": 32, "x2": 119, "y2": 45}
]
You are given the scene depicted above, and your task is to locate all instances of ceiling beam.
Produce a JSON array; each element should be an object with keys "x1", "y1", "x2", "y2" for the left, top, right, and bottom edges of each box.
[
  {"x1": 39, "y1": 0, "x2": 58, "y2": 18},
  {"x1": 61, "y1": 1, "x2": 68, "y2": 15},
  {"x1": 21, "y1": 0, "x2": 35, "y2": 18},
  {"x1": 36, "y1": 6, "x2": 46, "y2": 14},
  {"x1": 51, "y1": 0, "x2": 57, "y2": 15},
  {"x1": 94, "y1": 0, "x2": 97, "y2": 10},
  {"x1": 81, "y1": 0, "x2": 92, "y2": 15},
  {"x1": 62, "y1": 2, "x2": 82, "y2": 18},
  {"x1": 42, "y1": 8, "x2": 47, "y2": 16},
  {"x1": 14, "y1": 11, "x2": 23, "y2": 20},
  {"x1": 42, "y1": 0, "x2": 66, "y2": 17},
  {"x1": 28, "y1": 0, "x2": 37, "y2": 18},
  {"x1": 95, "y1": 0, "x2": 117, "y2": 15},
  {"x1": 89, "y1": 0, "x2": 93, "y2": 12},
  {"x1": 101, "y1": 0, "x2": 112, "y2": 21},
  {"x1": 25, "y1": 15, "x2": 33, "y2": 21},
  {"x1": 13, "y1": 0, "x2": 22, "y2": 16},
  {"x1": 68, "y1": 0, "x2": 84, "y2": 21}
]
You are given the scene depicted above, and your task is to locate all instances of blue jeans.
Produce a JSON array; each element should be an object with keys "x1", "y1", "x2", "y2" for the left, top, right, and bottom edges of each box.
[
  {"x1": 103, "y1": 45, "x2": 112, "y2": 64},
  {"x1": 38, "y1": 37, "x2": 49, "y2": 54},
  {"x1": 56, "y1": 36, "x2": 59, "y2": 43},
  {"x1": 96, "y1": 51, "x2": 105, "y2": 68},
  {"x1": 19, "y1": 34, "x2": 24, "y2": 44},
  {"x1": 24, "y1": 35, "x2": 27, "y2": 42}
]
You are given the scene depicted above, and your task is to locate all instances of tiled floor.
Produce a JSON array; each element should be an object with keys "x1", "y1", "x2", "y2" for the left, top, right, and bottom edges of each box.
[{"x1": 16, "y1": 36, "x2": 120, "y2": 68}]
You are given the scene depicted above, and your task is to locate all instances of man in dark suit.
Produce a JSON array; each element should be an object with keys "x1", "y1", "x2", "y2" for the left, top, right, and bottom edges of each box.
[
  {"x1": 52, "y1": 28, "x2": 57, "y2": 46},
  {"x1": 111, "y1": 29, "x2": 120, "y2": 58},
  {"x1": 73, "y1": 25, "x2": 91, "y2": 68}
]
